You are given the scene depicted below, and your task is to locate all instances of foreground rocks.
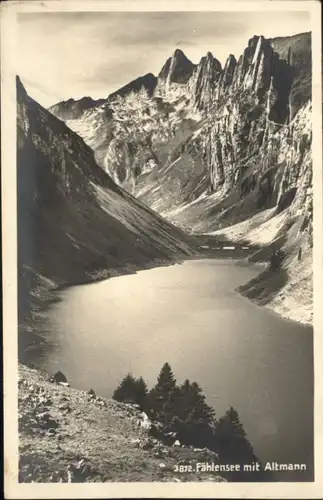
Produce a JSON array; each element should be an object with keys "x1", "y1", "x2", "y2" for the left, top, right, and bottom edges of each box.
[{"x1": 18, "y1": 364, "x2": 226, "y2": 483}]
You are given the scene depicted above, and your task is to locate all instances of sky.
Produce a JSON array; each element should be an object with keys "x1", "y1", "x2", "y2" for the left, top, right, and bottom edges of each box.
[{"x1": 16, "y1": 10, "x2": 311, "y2": 108}]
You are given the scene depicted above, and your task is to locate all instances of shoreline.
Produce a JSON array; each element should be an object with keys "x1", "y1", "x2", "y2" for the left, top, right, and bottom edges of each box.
[
  {"x1": 22, "y1": 245, "x2": 312, "y2": 321},
  {"x1": 51, "y1": 253, "x2": 313, "y2": 328},
  {"x1": 19, "y1": 249, "x2": 311, "y2": 373}
]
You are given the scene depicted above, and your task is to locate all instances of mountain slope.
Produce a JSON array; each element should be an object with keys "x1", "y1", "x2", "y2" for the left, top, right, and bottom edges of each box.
[
  {"x1": 19, "y1": 364, "x2": 226, "y2": 483},
  {"x1": 17, "y1": 77, "x2": 195, "y2": 354}
]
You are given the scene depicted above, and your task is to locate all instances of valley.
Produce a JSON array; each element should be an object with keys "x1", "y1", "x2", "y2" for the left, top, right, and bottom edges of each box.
[
  {"x1": 15, "y1": 27, "x2": 314, "y2": 485},
  {"x1": 48, "y1": 31, "x2": 313, "y2": 325}
]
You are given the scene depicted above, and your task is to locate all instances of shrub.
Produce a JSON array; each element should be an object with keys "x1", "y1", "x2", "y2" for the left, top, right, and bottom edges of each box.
[{"x1": 269, "y1": 248, "x2": 285, "y2": 272}]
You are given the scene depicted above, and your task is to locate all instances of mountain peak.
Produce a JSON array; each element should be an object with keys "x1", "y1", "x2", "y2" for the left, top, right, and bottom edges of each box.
[
  {"x1": 159, "y1": 49, "x2": 195, "y2": 85},
  {"x1": 173, "y1": 48, "x2": 187, "y2": 59},
  {"x1": 248, "y1": 34, "x2": 263, "y2": 46},
  {"x1": 227, "y1": 54, "x2": 236, "y2": 63},
  {"x1": 108, "y1": 73, "x2": 157, "y2": 101},
  {"x1": 16, "y1": 75, "x2": 26, "y2": 95}
]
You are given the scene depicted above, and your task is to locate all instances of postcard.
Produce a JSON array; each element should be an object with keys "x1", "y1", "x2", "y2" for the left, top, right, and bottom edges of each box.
[{"x1": 1, "y1": 0, "x2": 322, "y2": 498}]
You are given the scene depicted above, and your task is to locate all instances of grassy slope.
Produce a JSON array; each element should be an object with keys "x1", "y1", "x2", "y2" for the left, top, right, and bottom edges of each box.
[{"x1": 19, "y1": 365, "x2": 225, "y2": 483}]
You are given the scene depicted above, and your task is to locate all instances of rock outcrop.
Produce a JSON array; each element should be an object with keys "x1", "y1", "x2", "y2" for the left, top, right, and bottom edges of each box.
[
  {"x1": 188, "y1": 52, "x2": 222, "y2": 111},
  {"x1": 158, "y1": 49, "x2": 196, "y2": 93}
]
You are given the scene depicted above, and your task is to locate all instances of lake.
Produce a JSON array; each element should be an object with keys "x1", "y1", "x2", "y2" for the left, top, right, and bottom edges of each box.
[{"x1": 33, "y1": 259, "x2": 314, "y2": 480}]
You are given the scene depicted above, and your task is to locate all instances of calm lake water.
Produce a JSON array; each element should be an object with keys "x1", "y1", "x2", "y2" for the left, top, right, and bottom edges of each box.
[{"x1": 35, "y1": 259, "x2": 313, "y2": 478}]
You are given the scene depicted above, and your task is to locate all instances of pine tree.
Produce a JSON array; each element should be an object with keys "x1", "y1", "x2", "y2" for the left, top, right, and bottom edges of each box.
[
  {"x1": 215, "y1": 406, "x2": 253, "y2": 456},
  {"x1": 213, "y1": 406, "x2": 266, "y2": 480},
  {"x1": 173, "y1": 379, "x2": 193, "y2": 421},
  {"x1": 112, "y1": 373, "x2": 148, "y2": 407},
  {"x1": 134, "y1": 376, "x2": 148, "y2": 409},
  {"x1": 188, "y1": 382, "x2": 216, "y2": 423},
  {"x1": 155, "y1": 362, "x2": 177, "y2": 392},
  {"x1": 175, "y1": 381, "x2": 216, "y2": 447},
  {"x1": 148, "y1": 363, "x2": 178, "y2": 424}
]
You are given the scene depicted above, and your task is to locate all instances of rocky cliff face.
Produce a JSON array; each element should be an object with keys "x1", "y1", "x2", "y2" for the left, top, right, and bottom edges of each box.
[
  {"x1": 158, "y1": 49, "x2": 196, "y2": 95},
  {"x1": 49, "y1": 31, "x2": 312, "y2": 323},
  {"x1": 188, "y1": 52, "x2": 222, "y2": 111},
  {"x1": 56, "y1": 33, "x2": 311, "y2": 220},
  {"x1": 17, "y1": 77, "x2": 195, "y2": 353}
]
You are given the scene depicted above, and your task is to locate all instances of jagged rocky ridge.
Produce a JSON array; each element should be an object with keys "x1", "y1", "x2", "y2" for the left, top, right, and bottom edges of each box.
[
  {"x1": 48, "y1": 73, "x2": 158, "y2": 121},
  {"x1": 49, "y1": 32, "x2": 313, "y2": 324},
  {"x1": 17, "y1": 77, "x2": 196, "y2": 355}
]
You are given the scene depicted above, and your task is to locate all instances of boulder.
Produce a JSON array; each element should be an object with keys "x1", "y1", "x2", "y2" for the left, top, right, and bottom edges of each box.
[
  {"x1": 87, "y1": 388, "x2": 96, "y2": 398},
  {"x1": 130, "y1": 438, "x2": 141, "y2": 448},
  {"x1": 50, "y1": 371, "x2": 68, "y2": 384},
  {"x1": 58, "y1": 403, "x2": 71, "y2": 413},
  {"x1": 46, "y1": 428, "x2": 57, "y2": 437}
]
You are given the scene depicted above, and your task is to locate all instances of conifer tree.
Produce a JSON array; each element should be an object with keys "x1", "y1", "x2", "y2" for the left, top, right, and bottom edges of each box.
[
  {"x1": 188, "y1": 382, "x2": 216, "y2": 423},
  {"x1": 175, "y1": 381, "x2": 216, "y2": 447},
  {"x1": 112, "y1": 373, "x2": 137, "y2": 403},
  {"x1": 214, "y1": 406, "x2": 254, "y2": 456},
  {"x1": 213, "y1": 406, "x2": 269, "y2": 481},
  {"x1": 134, "y1": 376, "x2": 148, "y2": 409},
  {"x1": 112, "y1": 373, "x2": 148, "y2": 408},
  {"x1": 148, "y1": 363, "x2": 178, "y2": 424},
  {"x1": 173, "y1": 378, "x2": 193, "y2": 421},
  {"x1": 155, "y1": 362, "x2": 177, "y2": 391}
]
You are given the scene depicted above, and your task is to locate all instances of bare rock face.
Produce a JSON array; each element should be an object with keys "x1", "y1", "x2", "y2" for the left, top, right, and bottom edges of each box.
[
  {"x1": 48, "y1": 32, "x2": 312, "y2": 242},
  {"x1": 188, "y1": 52, "x2": 222, "y2": 111},
  {"x1": 158, "y1": 49, "x2": 196, "y2": 91},
  {"x1": 218, "y1": 54, "x2": 237, "y2": 89},
  {"x1": 270, "y1": 32, "x2": 312, "y2": 120},
  {"x1": 232, "y1": 35, "x2": 273, "y2": 96}
]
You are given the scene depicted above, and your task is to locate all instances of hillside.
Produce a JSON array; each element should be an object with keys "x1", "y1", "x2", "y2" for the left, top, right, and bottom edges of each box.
[
  {"x1": 49, "y1": 32, "x2": 313, "y2": 324},
  {"x1": 19, "y1": 364, "x2": 227, "y2": 483},
  {"x1": 17, "y1": 77, "x2": 196, "y2": 357}
]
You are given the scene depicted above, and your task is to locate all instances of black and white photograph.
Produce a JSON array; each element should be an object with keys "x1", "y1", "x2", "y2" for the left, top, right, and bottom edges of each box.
[{"x1": 2, "y1": 0, "x2": 323, "y2": 498}]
